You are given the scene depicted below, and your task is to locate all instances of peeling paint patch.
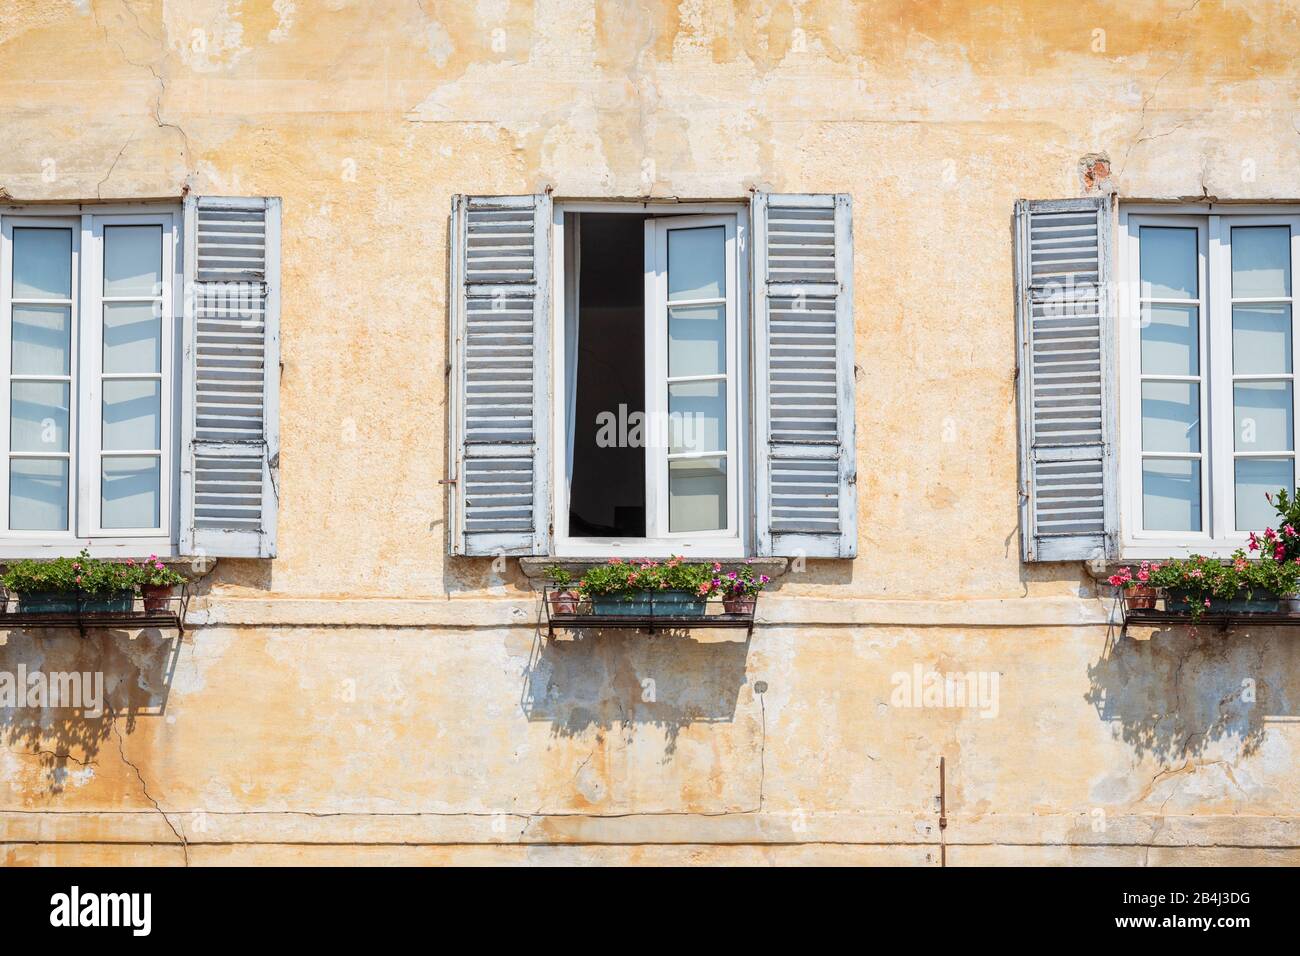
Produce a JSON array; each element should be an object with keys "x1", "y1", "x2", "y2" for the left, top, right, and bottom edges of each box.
[{"x1": 167, "y1": 0, "x2": 250, "y2": 73}]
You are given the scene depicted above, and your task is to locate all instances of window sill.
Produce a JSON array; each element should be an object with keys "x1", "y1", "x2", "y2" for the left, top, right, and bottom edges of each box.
[{"x1": 519, "y1": 556, "x2": 789, "y2": 589}]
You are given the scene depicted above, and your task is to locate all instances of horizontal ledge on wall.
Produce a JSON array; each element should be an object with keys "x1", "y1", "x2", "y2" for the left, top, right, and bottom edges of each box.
[
  {"x1": 185, "y1": 595, "x2": 1117, "y2": 629},
  {"x1": 2, "y1": 811, "x2": 1294, "y2": 848}
]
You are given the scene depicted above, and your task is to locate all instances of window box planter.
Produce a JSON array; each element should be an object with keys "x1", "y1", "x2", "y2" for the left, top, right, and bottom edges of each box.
[
  {"x1": 1165, "y1": 588, "x2": 1280, "y2": 615},
  {"x1": 16, "y1": 592, "x2": 133, "y2": 614},
  {"x1": 591, "y1": 589, "x2": 706, "y2": 617}
]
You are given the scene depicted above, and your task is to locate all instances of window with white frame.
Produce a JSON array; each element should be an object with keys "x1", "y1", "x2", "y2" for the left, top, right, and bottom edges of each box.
[
  {"x1": 552, "y1": 205, "x2": 746, "y2": 557},
  {"x1": 1121, "y1": 207, "x2": 1299, "y2": 554},
  {"x1": 0, "y1": 208, "x2": 179, "y2": 550},
  {"x1": 447, "y1": 193, "x2": 858, "y2": 559}
]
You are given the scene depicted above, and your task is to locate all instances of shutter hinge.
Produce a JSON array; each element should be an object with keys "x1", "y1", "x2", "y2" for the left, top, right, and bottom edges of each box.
[{"x1": 439, "y1": 478, "x2": 457, "y2": 485}]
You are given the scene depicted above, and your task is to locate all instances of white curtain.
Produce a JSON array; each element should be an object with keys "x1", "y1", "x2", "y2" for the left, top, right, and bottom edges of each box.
[{"x1": 563, "y1": 213, "x2": 581, "y2": 490}]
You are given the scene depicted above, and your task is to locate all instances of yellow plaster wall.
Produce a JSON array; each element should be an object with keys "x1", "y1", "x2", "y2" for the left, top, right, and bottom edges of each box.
[{"x1": 2, "y1": 0, "x2": 1299, "y2": 864}]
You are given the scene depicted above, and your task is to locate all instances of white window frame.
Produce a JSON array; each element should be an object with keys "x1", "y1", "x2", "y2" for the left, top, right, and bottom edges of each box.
[
  {"x1": 1119, "y1": 203, "x2": 1300, "y2": 558},
  {"x1": 551, "y1": 201, "x2": 750, "y2": 558},
  {"x1": 0, "y1": 203, "x2": 182, "y2": 558}
]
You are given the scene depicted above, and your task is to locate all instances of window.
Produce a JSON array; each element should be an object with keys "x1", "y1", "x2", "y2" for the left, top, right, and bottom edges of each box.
[
  {"x1": 0, "y1": 208, "x2": 180, "y2": 553},
  {"x1": 447, "y1": 193, "x2": 856, "y2": 560},
  {"x1": 1120, "y1": 207, "x2": 1300, "y2": 555},
  {"x1": 552, "y1": 204, "x2": 746, "y2": 557}
]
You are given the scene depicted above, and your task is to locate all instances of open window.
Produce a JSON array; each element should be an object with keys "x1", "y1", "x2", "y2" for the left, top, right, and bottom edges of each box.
[
  {"x1": 554, "y1": 205, "x2": 747, "y2": 557},
  {"x1": 446, "y1": 194, "x2": 857, "y2": 559}
]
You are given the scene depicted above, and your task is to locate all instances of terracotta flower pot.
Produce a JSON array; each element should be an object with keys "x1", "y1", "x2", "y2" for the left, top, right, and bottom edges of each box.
[
  {"x1": 141, "y1": 584, "x2": 174, "y2": 612},
  {"x1": 1123, "y1": 584, "x2": 1157, "y2": 610},
  {"x1": 722, "y1": 595, "x2": 755, "y2": 614},
  {"x1": 549, "y1": 590, "x2": 579, "y2": 615}
]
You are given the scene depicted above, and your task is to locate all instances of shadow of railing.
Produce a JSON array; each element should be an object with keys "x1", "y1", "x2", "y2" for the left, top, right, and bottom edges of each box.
[
  {"x1": 0, "y1": 627, "x2": 181, "y2": 794},
  {"x1": 522, "y1": 625, "x2": 752, "y2": 756}
]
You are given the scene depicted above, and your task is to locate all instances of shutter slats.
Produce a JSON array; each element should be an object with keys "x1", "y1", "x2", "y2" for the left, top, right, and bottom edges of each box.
[
  {"x1": 754, "y1": 194, "x2": 856, "y2": 557},
  {"x1": 1015, "y1": 197, "x2": 1115, "y2": 562},
  {"x1": 449, "y1": 195, "x2": 550, "y2": 555},
  {"x1": 180, "y1": 196, "x2": 280, "y2": 558}
]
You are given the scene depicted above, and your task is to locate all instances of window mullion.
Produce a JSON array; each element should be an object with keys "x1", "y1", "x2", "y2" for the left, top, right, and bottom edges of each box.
[
  {"x1": 76, "y1": 213, "x2": 95, "y2": 539},
  {"x1": 1206, "y1": 215, "x2": 1231, "y2": 543}
]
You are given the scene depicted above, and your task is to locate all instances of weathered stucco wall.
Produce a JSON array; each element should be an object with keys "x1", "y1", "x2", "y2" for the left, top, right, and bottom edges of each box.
[{"x1": 2, "y1": 0, "x2": 1299, "y2": 864}]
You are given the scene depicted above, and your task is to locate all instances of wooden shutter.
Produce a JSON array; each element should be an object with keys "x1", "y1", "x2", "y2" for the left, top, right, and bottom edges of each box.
[
  {"x1": 1014, "y1": 196, "x2": 1117, "y2": 562},
  {"x1": 447, "y1": 195, "x2": 551, "y2": 556},
  {"x1": 753, "y1": 193, "x2": 857, "y2": 558},
  {"x1": 179, "y1": 196, "x2": 281, "y2": 558}
]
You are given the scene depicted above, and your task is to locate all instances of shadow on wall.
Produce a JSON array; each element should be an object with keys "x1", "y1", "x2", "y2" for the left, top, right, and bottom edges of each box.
[
  {"x1": 522, "y1": 628, "x2": 751, "y2": 755},
  {"x1": 0, "y1": 629, "x2": 180, "y2": 795},
  {"x1": 1086, "y1": 623, "x2": 1299, "y2": 762}
]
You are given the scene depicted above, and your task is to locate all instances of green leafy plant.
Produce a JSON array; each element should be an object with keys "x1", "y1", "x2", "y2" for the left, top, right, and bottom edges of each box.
[
  {"x1": 575, "y1": 557, "x2": 720, "y2": 600},
  {"x1": 1261, "y1": 488, "x2": 1300, "y2": 563},
  {"x1": 1, "y1": 550, "x2": 183, "y2": 597},
  {"x1": 717, "y1": 563, "x2": 771, "y2": 599},
  {"x1": 129, "y1": 555, "x2": 185, "y2": 589},
  {"x1": 543, "y1": 565, "x2": 573, "y2": 588},
  {"x1": 1, "y1": 549, "x2": 135, "y2": 596}
]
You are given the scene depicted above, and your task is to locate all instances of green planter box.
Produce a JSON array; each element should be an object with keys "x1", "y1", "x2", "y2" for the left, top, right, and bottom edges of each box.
[
  {"x1": 1167, "y1": 588, "x2": 1279, "y2": 614},
  {"x1": 15, "y1": 592, "x2": 133, "y2": 614},
  {"x1": 591, "y1": 589, "x2": 706, "y2": 616}
]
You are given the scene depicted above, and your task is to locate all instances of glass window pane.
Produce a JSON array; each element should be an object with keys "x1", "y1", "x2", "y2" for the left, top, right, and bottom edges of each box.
[
  {"x1": 1139, "y1": 226, "x2": 1197, "y2": 300},
  {"x1": 668, "y1": 304, "x2": 725, "y2": 377},
  {"x1": 103, "y1": 225, "x2": 162, "y2": 297},
  {"x1": 1141, "y1": 304, "x2": 1198, "y2": 375},
  {"x1": 1234, "y1": 381, "x2": 1293, "y2": 451},
  {"x1": 1141, "y1": 381, "x2": 1200, "y2": 453},
  {"x1": 11, "y1": 381, "x2": 69, "y2": 452},
  {"x1": 668, "y1": 455, "x2": 726, "y2": 533},
  {"x1": 9, "y1": 458, "x2": 68, "y2": 531},
  {"x1": 13, "y1": 228, "x2": 72, "y2": 299},
  {"x1": 1231, "y1": 225, "x2": 1290, "y2": 299},
  {"x1": 102, "y1": 379, "x2": 161, "y2": 451},
  {"x1": 1232, "y1": 304, "x2": 1292, "y2": 374},
  {"x1": 103, "y1": 302, "x2": 161, "y2": 373},
  {"x1": 1142, "y1": 458, "x2": 1201, "y2": 532},
  {"x1": 668, "y1": 379, "x2": 726, "y2": 454},
  {"x1": 101, "y1": 456, "x2": 160, "y2": 529},
  {"x1": 11, "y1": 304, "x2": 71, "y2": 375},
  {"x1": 1235, "y1": 457, "x2": 1294, "y2": 532},
  {"x1": 667, "y1": 226, "x2": 724, "y2": 301}
]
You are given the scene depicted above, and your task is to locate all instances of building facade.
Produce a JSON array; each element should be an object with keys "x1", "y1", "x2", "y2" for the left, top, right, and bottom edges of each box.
[{"x1": 2, "y1": 0, "x2": 1298, "y2": 865}]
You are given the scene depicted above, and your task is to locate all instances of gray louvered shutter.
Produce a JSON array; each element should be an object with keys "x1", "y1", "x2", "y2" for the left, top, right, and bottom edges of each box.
[
  {"x1": 179, "y1": 196, "x2": 281, "y2": 558},
  {"x1": 1014, "y1": 196, "x2": 1117, "y2": 562},
  {"x1": 447, "y1": 195, "x2": 551, "y2": 556},
  {"x1": 753, "y1": 193, "x2": 857, "y2": 558}
]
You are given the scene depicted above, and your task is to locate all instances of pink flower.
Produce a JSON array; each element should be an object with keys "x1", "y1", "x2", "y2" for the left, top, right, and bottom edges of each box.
[
  {"x1": 1137, "y1": 570, "x2": 1150, "y2": 581},
  {"x1": 1276, "y1": 545, "x2": 1287, "y2": 562},
  {"x1": 1265, "y1": 528, "x2": 1277, "y2": 542},
  {"x1": 1108, "y1": 574, "x2": 1123, "y2": 587},
  {"x1": 712, "y1": 562, "x2": 722, "y2": 572},
  {"x1": 155, "y1": 562, "x2": 164, "y2": 570},
  {"x1": 1248, "y1": 532, "x2": 1260, "y2": 552},
  {"x1": 1204, "y1": 598, "x2": 1211, "y2": 608}
]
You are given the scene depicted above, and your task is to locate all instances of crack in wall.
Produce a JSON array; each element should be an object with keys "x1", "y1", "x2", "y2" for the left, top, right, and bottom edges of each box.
[{"x1": 106, "y1": 708, "x2": 189, "y2": 867}]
